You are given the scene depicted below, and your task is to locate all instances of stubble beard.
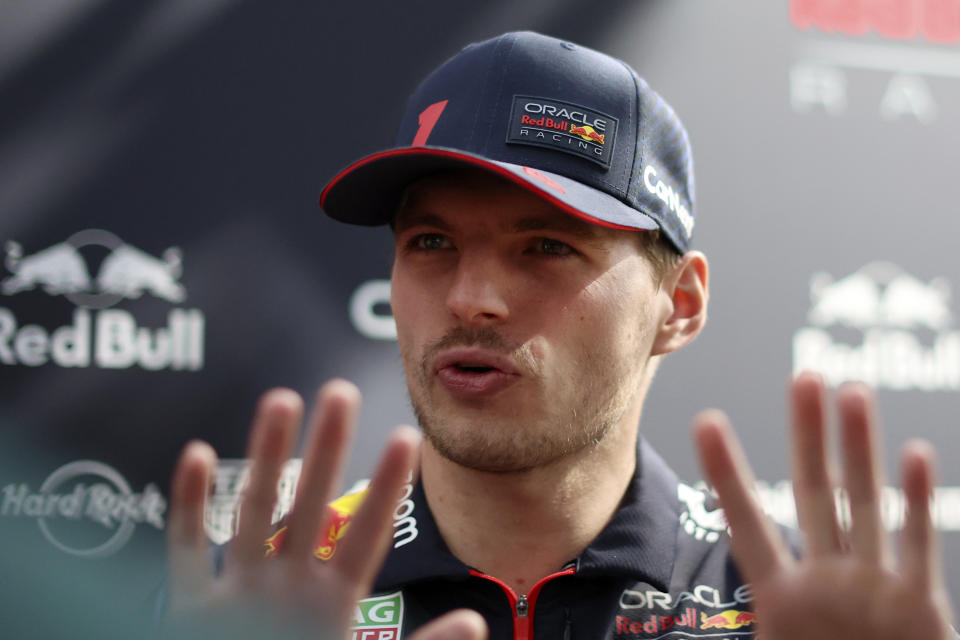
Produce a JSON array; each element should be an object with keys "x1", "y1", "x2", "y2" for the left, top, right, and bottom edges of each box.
[{"x1": 404, "y1": 326, "x2": 643, "y2": 474}]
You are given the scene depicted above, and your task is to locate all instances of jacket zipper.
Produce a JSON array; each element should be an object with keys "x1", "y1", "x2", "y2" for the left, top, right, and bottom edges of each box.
[
  {"x1": 516, "y1": 594, "x2": 528, "y2": 618},
  {"x1": 469, "y1": 567, "x2": 576, "y2": 640}
]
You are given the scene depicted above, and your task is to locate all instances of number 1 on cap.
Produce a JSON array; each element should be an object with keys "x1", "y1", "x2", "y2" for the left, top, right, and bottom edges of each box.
[{"x1": 412, "y1": 100, "x2": 448, "y2": 147}]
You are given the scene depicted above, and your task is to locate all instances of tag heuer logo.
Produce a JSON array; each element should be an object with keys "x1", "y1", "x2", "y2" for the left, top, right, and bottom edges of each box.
[{"x1": 352, "y1": 591, "x2": 404, "y2": 640}]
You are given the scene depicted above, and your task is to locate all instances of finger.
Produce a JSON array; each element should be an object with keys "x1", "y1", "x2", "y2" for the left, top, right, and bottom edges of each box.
[
  {"x1": 693, "y1": 410, "x2": 792, "y2": 583},
  {"x1": 838, "y1": 384, "x2": 891, "y2": 566},
  {"x1": 789, "y1": 371, "x2": 843, "y2": 555},
  {"x1": 168, "y1": 440, "x2": 217, "y2": 605},
  {"x1": 283, "y1": 380, "x2": 360, "y2": 560},
  {"x1": 900, "y1": 440, "x2": 940, "y2": 591},
  {"x1": 332, "y1": 425, "x2": 421, "y2": 589},
  {"x1": 408, "y1": 609, "x2": 488, "y2": 640},
  {"x1": 230, "y1": 388, "x2": 303, "y2": 567}
]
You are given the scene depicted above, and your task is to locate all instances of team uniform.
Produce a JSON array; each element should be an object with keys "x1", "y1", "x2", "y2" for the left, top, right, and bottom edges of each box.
[{"x1": 267, "y1": 441, "x2": 764, "y2": 640}]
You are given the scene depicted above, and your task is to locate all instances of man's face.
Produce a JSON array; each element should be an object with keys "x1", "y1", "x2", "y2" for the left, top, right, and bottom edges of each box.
[{"x1": 390, "y1": 170, "x2": 669, "y2": 473}]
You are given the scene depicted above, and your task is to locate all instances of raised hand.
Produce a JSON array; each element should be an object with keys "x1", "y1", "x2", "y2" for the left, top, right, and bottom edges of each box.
[
  {"x1": 693, "y1": 372, "x2": 955, "y2": 640},
  {"x1": 165, "y1": 380, "x2": 486, "y2": 640}
]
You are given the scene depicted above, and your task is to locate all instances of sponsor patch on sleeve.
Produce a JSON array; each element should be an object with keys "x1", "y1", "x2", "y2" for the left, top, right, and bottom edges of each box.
[{"x1": 506, "y1": 95, "x2": 618, "y2": 169}]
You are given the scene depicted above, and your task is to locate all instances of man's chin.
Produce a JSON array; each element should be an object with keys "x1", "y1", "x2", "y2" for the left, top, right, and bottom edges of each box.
[{"x1": 424, "y1": 432, "x2": 557, "y2": 474}]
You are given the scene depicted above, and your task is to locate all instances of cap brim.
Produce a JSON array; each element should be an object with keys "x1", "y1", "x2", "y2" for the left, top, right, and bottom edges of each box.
[{"x1": 319, "y1": 146, "x2": 659, "y2": 233}]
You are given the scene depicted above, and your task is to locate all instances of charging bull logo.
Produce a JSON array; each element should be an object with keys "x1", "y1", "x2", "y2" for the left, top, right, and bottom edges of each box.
[
  {"x1": 96, "y1": 245, "x2": 185, "y2": 303},
  {"x1": 264, "y1": 489, "x2": 368, "y2": 560},
  {"x1": 569, "y1": 124, "x2": 605, "y2": 145},
  {"x1": 2, "y1": 241, "x2": 91, "y2": 296},
  {"x1": 807, "y1": 262, "x2": 951, "y2": 330},
  {"x1": 700, "y1": 609, "x2": 757, "y2": 630},
  {"x1": 794, "y1": 262, "x2": 960, "y2": 391},
  {"x1": 2, "y1": 230, "x2": 186, "y2": 305}
]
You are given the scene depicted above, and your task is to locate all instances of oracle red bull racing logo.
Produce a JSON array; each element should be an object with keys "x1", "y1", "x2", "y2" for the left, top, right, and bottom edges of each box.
[
  {"x1": 616, "y1": 583, "x2": 757, "y2": 638},
  {"x1": 793, "y1": 262, "x2": 959, "y2": 391},
  {"x1": 0, "y1": 229, "x2": 204, "y2": 371},
  {"x1": 507, "y1": 95, "x2": 618, "y2": 168}
]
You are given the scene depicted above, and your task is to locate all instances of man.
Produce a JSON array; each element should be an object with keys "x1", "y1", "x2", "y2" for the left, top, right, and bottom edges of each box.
[{"x1": 166, "y1": 32, "x2": 954, "y2": 640}]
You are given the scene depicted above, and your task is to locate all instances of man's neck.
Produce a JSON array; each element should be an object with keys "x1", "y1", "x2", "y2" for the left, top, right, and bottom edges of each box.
[{"x1": 419, "y1": 420, "x2": 640, "y2": 595}]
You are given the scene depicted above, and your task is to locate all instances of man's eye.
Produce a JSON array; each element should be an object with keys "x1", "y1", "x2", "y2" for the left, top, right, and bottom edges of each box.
[
  {"x1": 412, "y1": 233, "x2": 451, "y2": 251},
  {"x1": 536, "y1": 238, "x2": 573, "y2": 257}
]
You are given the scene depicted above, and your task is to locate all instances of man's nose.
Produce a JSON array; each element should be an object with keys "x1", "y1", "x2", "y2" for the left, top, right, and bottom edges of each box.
[{"x1": 445, "y1": 253, "x2": 510, "y2": 325}]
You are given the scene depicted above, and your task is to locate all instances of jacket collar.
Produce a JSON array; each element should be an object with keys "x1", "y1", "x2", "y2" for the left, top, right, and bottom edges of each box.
[{"x1": 373, "y1": 438, "x2": 681, "y2": 593}]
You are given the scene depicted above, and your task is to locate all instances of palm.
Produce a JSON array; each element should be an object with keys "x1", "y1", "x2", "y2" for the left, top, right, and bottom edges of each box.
[
  {"x1": 754, "y1": 561, "x2": 951, "y2": 640},
  {"x1": 166, "y1": 382, "x2": 485, "y2": 640},
  {"x1": 694, "y1": 373, "x2": 954, "y2": 640}
]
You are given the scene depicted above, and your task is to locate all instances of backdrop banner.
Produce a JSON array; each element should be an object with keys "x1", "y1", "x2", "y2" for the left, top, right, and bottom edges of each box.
[{"x1": 1, "y1": 0, "x2": 957, "y2": 628}]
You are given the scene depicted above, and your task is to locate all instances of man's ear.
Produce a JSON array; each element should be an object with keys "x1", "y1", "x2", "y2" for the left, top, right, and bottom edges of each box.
[{"x1": 651, "y1": 251, "x2": 709, "y2": 356}]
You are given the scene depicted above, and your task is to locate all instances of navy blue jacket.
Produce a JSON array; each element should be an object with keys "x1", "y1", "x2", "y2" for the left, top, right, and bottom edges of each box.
[{"x1": 353, "y1": 441, "x2": 759, "y2": 640}]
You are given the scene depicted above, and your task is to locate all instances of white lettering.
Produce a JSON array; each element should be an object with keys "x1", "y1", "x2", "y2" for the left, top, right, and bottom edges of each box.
[
  {"x1": 880, "y1": 73, "x2": 938, "y2": 123},
  {"x1": 1, "y1": 484, "x2": 26, "y2": 515},
  {"x1": 393, "y1": 499, "x2": 414, "y2": 520},
  {"x1": 793, "y1": 327, "x2": 960, "y2": 391},
  {"x1": 15, "y1": 325, "x2": 48, "y2": 366},
  {"x1": 0, "y1": 308, "x2": 204, "y2": 370},
  {"x1": 392, "y1": 472, "x2": 418, "y2": 549},
  {"x1": 50, "y1": 310, "x2": 90, "y2": 367},
  {"x1": 137, "y1": 326, "x2": 172, "y2": 370},
  {"x1": 790, "y1": 64, "x2": 847, "y2": 115},
  {"x1": 350, "y1": 280, "x2": 396, "y2": 340},
  {"x1": 644, "y1": 165, "x2": 695, "y2": 237},
  {"x1": 367, "y1": 602, "x2": 396, "y2": 624},
  {"x1": 619, "y1": 584, "x2": 755, "y2": 611},
  {"x1": 0, "y1": 308, "x2": 16, "y2": 364},
  {"x1": 96, "y1": 310, "x2": 136, "y2": 368},
  {"x1": 693, "y1": 584, "x2": 721, "y2": 608}
]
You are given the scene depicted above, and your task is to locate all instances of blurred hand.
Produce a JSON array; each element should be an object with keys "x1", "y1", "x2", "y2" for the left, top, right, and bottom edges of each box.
[
  {"x1": 165, "y1": 380, "x2": 486, "y2": 640},
  {"x1": 694, "y1": 371, "x2": 955, "y2": 640}
]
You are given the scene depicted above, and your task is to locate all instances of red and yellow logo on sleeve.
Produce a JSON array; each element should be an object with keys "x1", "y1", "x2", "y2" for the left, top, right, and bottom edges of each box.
[{"x1": 264, "y1": 488, "x2": 369, "y2": 561}]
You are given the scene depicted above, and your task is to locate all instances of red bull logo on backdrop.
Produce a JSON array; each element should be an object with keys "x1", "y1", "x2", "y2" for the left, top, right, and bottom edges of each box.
[
  {"x1": 0, "y1": 229, "x2": 205, "y2": 371},
  {"x1": 793, "y1": 262, "x2": 960, "y2": 390}
]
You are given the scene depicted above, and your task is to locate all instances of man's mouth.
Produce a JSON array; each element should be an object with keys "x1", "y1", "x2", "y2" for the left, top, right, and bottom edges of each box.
[
  {"x1": 432, "y1": 349, "x2": 520, "y2": 398},
  {"x1": 452, "y1": 363, "x2": 496, "y2": 374}
]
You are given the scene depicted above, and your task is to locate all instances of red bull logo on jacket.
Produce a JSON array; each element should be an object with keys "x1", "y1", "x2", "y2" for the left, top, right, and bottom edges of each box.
[
  {"x1": 794, "y1": 262, "x2": 960, "y2": 391},
  {"x1": 700, "y1": 609, "x2": 757, "y2": 630},
  {"x1": 265, "y1": 488, "x2": 368, "y2": 560},
  {"x1": 0, "y1": 230, "x2": 205, "y2": 371},
  {"x1": 615, "y1": 608, "x2": 697, "y2": 634}
]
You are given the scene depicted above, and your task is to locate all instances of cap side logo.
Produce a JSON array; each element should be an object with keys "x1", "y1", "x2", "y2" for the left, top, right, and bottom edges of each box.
[{"x1": 506, "y1": 95, "x2": 618, "y2": 169}]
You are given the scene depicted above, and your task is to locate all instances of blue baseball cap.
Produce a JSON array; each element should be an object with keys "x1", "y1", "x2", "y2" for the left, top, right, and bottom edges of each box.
[{"x1": 320, "y1": 31, "x2": 696, "y2": 253}]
